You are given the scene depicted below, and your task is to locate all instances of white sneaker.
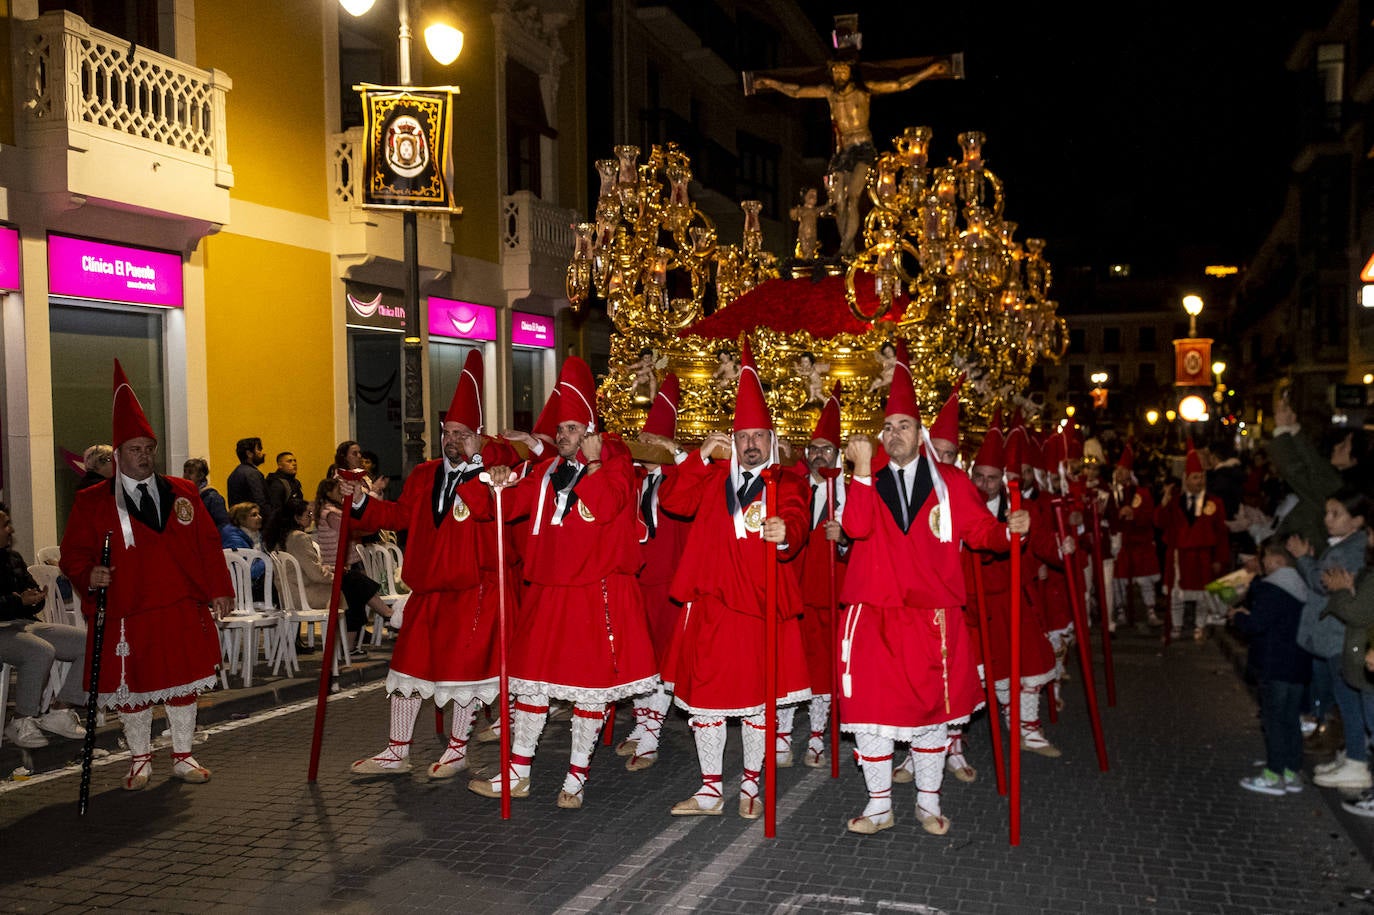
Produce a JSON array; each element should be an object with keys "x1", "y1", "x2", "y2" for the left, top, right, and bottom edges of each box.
[
  {"x1": 1313, "y1": 757, "x2": 1373, "y2": 789},
  {"x1": 1315, "y1": 751, "x2": 1347, "y2": 776},
  {"x1": 36, "y1": 708, "x2": 86, "y2": 740},
  {"x1": 4, "y1": 716, "x2": 49, "y2": 748}
]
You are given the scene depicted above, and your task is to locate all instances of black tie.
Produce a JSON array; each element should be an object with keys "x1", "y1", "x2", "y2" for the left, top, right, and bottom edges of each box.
[
  {"x1": 737, "y1": 471, "x2": 754, "y2": 508},
  {"x1": 550, "y1": 460, "x2": 576, "y2": 493},
  {"x1": 1187, "y1": 494, "x2": 1197, "y2": 517},
  {"x1": 138, "y1": 482, "x2": 156, "y2": 524},
  {"x1": 896, "y1": 467, "x2": 910, "y2": 528},
  {"x1": 642, "y1": 476, "x2": 658, "y2": 538},
  {"x1": 443, "y1": 470, "x2": 460, "y2": 508}
]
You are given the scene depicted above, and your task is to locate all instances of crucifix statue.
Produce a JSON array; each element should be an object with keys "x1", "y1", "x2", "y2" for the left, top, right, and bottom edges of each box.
[{"x1": 744, "y1": 15, "x2": 963, "y2": 257}]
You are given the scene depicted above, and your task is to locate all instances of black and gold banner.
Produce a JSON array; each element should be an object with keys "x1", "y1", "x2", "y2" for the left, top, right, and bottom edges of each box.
[{"x1": 359, "y1": 86, "x2": 461, "y2": 211}]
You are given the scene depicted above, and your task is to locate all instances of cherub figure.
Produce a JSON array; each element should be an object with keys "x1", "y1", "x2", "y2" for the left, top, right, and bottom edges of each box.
[
  {"x1": 711, "y1": 349, "x2": 741, "y2": 391},
  {"x1": 867, "y1": 341, "x2": 897, "y2": 394},
  {"x1": 795, "y1": 350, "x2": 831, "y2": 404},
  {"x1": 789, "y1": 187, "x2": 830, "y2": 260},
  {"x1": 627, "y1": 347, "x2": 667, "y2": 402}
]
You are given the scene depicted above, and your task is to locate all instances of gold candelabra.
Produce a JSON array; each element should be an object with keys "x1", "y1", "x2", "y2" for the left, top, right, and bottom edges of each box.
[{"x1": 565, "y1": 132, "x2": 1065, "y2": 444}]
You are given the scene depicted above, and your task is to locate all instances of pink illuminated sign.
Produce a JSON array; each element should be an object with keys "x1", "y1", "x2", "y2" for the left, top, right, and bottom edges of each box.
[
  {"x1": 48, "y1": 234, "x2": 182, "y2": 308},
  {"x1": 428, "y1": 296, "x2": 496, "y2": 341},
  {"x1": 512, "y1": 310, "x2": 554, "y2": 348},
  {"x1": 0, "y1": 227, "x2": 19, "y2": 292}
]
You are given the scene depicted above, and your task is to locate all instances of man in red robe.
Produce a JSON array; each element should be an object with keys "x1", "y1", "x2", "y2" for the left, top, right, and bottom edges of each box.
[
  {"x1": 657, "y1": 340, "x2": 812, "y2": 818},
  {"x1": 469, "y1": 356, "x2": 658, "y2": 809},
  {"x1": 61, "y1": 361, "x2": 234, "y2": 790},
  {"x1": 347, "y1": 350, "x2": 517, "y2": 779},
  {"x1": 615, "y1": 373, "x2": 690, "y2": 772},
  {"x1": 1156, "y1": 444, "x2": 1231, "y2": 640},
  {"x1": 967, "y1": 428, "x2": 1060, "y2": 756},
  {"x1": 839, "y1": 343, "x2": 1029, "y2": 836},
  {"x1": 1107, "y1": 444, "x2": 1161, "y2": 627},
  {"x1": 778, "y1": 381, "x2": 847, "y2": 770}
]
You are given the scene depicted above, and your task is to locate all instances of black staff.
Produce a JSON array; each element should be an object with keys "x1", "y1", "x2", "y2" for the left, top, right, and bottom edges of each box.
[{"x1": 78, "y1": 530, "x2": 113, "y2": 816}]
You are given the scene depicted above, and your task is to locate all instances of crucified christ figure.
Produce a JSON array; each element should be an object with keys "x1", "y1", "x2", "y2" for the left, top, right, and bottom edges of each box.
[{"x1": 746, "y1": 51, "x2": 962, "y2": 257}]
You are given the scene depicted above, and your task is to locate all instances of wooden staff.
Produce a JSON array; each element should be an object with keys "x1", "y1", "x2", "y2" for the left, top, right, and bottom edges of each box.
[
  {"x1": 1088, "y1": 497, "x2": 1117, "y2": 707},
  {"x1": 308, "y1": 468, "x2": 366, "y2": 782},
  {"x1": 761, "y1": 465, "x2": 782, "y2": 837},
  {"x1": 1052, "y1": 498, "x2": 1109, "y2": 772},
  {"x1": 966, "y1": 550, "x2": 1007, "y2": 797},
  {"x1": 1007, "y1": 481, "x2": 1023, "y2": 846},
  {"x1": 78, "y1": 531, "x2": 113, "y2": 816},
  {"x1": 818, "y1": 465, "x2": 844, "y2": 779},
  {"x1": 487, "y1": 472, "x2": 514, "y2": 820}
]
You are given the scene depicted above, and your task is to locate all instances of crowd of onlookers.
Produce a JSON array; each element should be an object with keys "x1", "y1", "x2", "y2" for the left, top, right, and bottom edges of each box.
[{"x1": 1086, "y1": 399, "x2": 1374, "y2": 817}]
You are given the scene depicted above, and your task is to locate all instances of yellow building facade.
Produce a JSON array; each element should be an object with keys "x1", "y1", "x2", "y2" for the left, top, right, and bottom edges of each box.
[{"x1": 0, "y1": 0, "x2": 584, "y2": 550}]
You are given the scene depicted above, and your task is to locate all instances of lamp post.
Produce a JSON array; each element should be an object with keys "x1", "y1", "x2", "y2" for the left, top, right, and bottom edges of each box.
[
  {"x1": 1182, "y1": 294, "x2": 1204, "y2": 336},
  {"x1": 340, "y1": 0, "x2": 463, "y2": 477}
]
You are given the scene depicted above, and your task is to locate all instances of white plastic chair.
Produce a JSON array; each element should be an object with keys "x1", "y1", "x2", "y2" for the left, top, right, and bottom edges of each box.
[
  {"x1": 358, "y1": 541, "x2": 407, "y2": 646},
  {"x1": 34, "y1": 546, "x2": 61, "y2": 566},
  {"x1": 27, "y1": 564, "x2": 83, "y2": 630},
  {"x1": 269, "y1": 550, "x2": 350, "y2": 678},
  {"x1": 218, "y1": 549, "x2": 282, "y2": 688}
]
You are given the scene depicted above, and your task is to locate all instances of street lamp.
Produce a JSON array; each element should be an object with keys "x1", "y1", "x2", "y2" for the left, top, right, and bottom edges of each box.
[
  {"x1": 1183, "y1": 294, "x2": 1203, "y2": 336},
  {"x1": 1145, "y1": 409, "x2": 1159, "y2": 425},
  {"x1": 339, "y1": 0, "x2": 464, "y2": 477}
]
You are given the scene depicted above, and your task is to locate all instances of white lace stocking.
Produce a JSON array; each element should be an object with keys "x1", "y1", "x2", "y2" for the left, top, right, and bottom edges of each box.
[{"x1": 853, "y1": 732, "x2": 894, "y2": 820}]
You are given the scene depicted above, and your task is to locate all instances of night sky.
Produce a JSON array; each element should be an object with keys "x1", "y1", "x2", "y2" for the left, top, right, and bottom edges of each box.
[{"x1": 791, "y1": 2, "x2": 1330, "y2": 281}]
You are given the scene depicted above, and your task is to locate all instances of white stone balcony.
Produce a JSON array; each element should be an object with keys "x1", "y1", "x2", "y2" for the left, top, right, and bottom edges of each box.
[
  {"x1": 501, "y1": 190, "x2": 576, "y2": 300},
  {"x1": 11, "y1": 10, "x2": 233, "y2": 232},
  {"x1": 329, "y1": 127, "x2": 452, "y2": 284}
]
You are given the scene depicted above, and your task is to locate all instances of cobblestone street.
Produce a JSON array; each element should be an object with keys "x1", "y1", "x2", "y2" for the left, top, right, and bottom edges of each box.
[{"x1": 3, "y1": 627, "x2": 1374, "y2": 913}]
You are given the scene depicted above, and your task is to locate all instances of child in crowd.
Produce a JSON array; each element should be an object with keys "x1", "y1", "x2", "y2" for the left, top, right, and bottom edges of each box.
[
  {"x1": 1231, "y1": 538, "x2": 1310, "y2": 795},
  {"x1": 1320, "y1": 526, "x2": 1374, "y2": 816},
  {"x1": 1294, "y1": 489, "x2": 1372, "y2": 790}
]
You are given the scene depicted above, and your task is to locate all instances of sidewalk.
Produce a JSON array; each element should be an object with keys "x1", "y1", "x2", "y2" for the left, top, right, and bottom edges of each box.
[{"x1": 0, "y1": 638, "x2": 395, "y2": 781}]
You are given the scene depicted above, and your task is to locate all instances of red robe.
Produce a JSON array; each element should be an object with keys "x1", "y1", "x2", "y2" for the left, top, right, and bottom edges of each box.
[
  {"x1": 791, "y1": 477, "x2": 847, "y2": 695},
  {"x1": 839, "y1": 459, "x2": 1007, "y2": 735},
  {"x1": 475, "y1": 437, "x2": 657, "y2": 702},
  {"x1": 353, "y1": 444, "x2": 512, "y2": 706},
  {"x1": 1155, "y1": 490, "x2": 1230, "y2": 592},
  {"x1": 1109, "y1": 483, "x2": 1160, "y2": 579},
  {"x1": 1031, "y1": 492, "x2": 1087, "y2": 633},
  {"x1": 965, "y1": 491, "x2": 1056, "y2": 686},
  {"x1": 60, "y1": 475, "x2": 231, "y2": 710},
  {"x1": 657, "y1": 454, "x2": 813, "y2": 715},
  {"x1": 636, "y1": 463, "x2": 689, "y2": 667}
]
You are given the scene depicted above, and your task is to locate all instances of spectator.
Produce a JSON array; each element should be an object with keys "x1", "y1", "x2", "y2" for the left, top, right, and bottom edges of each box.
[
  {"x1": 182, "y1": 458, "x2": 231, "y2": 529},
  {"x1": 227, "y1": 436, "x2": 268, "y2": 511},
  {"x1": 1324, "y1": 527, "x2": 1374, "y2": 817},
  {"x1": 78, "y1": 444, "x2": 114, "y2": 490},
  {"x1": 264, "y1": 450, "x2": 304, "y2": 530},
  {"x1": 1231, "y1": 538, "x2": 1310, "y2": 795},
  {"x1": 1296, "y1": 488, "x2": 1372, "y2": 791},
  {"x1": 312, "y1": 478, "x2": 390, "y2": 655},
  {"x1": 264, "y1": 498, "x2": 330, "y2": 655},
  {"x1": 0, "y1": 504, "x2": 88, "y2": 747},
  {"x1": 1269, "y1": 400, "x2": 1349, "y2": 549},
  {"x1": 330, "y1": 440, "x2": 387, "y2": 499},
  {"x1": 1203, "y1": 438, "x2": 1247, "y2": 519},
  {"x1": 220, "y1": 502, "x2": 265, "y2": 600}
]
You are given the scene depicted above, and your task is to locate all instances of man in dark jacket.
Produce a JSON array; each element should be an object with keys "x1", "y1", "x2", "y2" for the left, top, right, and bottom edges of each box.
[{"x1": 226, "y1": 436, "x2": 267, "y2": 511}]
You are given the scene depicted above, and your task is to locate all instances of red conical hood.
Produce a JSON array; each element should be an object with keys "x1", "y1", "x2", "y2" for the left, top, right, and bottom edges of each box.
[
  {"x1": 113, "y1": 359, "x2": 156, "y2": 449},
  {"x1": 555, "y1": 356, "x2": 599, "y2": 431},
  {"x1": 1118, "y1": 443, "x2": 1135, "y2": 470},
  {"x1": 1004, "y1": 427, "x2": 1026, "y2": 473},
  {"x1": 811, "y1": 380, "x2": 843, "y2": 447},
  {"x1": 1185, "y1": 442, "x2": 1204, "y2": 475},
  {"x1": 531, "y1": 387, "x2": 560, "y2": 441},
  {"x1": 885, "y1": 341, "x2": 919, "y2": 421},
  {"x1": 444, "y1": 349, "x2": 485, "y2": 431},
  {"x1": 1065, "y1": 422, "x2": 1084, "y2": 461},
  {"x1": 972, "y1": 428, "x2": 1004, "y2": 471},
  {"x1": 928, "y1": 372, "x2": 964, "y2": 445},
  {"x1": 642, "y1": 372, "x2": 680, "y2": 438},
  {"x1": 733, "y1": 337, "x2": 772, "y2": 432}
]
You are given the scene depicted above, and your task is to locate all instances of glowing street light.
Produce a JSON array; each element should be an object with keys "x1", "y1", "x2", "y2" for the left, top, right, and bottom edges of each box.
[
  {"x1": 1145, "y1": 409, "x2": 1160, "y2": 426},
  {"x1": 1182, "y1": 294, "x2": 1203, "y2": 336},
  {"x1": 1178, "y1": 394, "x2": 1209, "y2": 423}
]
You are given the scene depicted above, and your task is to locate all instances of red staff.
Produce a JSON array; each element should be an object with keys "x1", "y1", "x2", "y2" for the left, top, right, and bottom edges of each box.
[
  {"x1": 1088, "y1": 496, "x2": 1117, "y2": 707},
  {"x1": 483, "y1": 470, "x2": 515, "y2": 820},
  {"x1": 308, "y1": 467, "x2": 367, "y2": 782},
  {"x1": 761, "y1": 465, "x2": 783, "y2": 837},
  {"x1": 818, "y1": 464, "x2": 844, "y2": 779},
  {"x1": 1051, "y1": 498, "x2": 1109, "y2": 771},
  {"x1": 965, "y1": 550, "x2": 1007, "y2": 797},
  {"x1": 1007, "y1": 480, "x2": 1023, "y2": 845}
]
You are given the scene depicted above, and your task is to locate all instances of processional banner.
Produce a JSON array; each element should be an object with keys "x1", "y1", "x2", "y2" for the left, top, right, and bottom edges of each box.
[{"x1": 358, "y1": 85, "x2": 461, "y2": 212}]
